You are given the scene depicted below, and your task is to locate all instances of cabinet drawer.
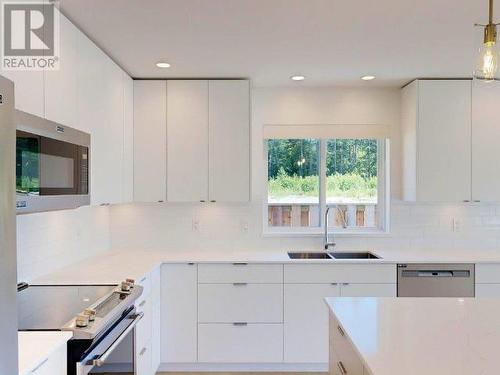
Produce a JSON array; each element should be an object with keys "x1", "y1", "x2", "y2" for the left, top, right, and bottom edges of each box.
[
  {"x1": 475, "y1": 264, "x2": 500, "y2": 283},
  {"x1": 136, "y1": 297, "x2": 152, "y2": 351},
  {"x1": 137, "y1": 273, "x2": 152, "y2": 297},
  {"x1": 198, "y1": 263, "x2": 282, "y2": 283},
  {"x1": 30, "y1": 345, "x2": 66, "y2": 375},
  {"x1": 476, "y1": 283, "x2": 500, "y2": 297},
  {"x1": 198, "y1": 323, "x2": 283, "y2": 362},
  {"x1": 284, "y1": 264, "x2": 395, "y2": 283},
  {"x1": 330, "y1": 313, "x2": 364, "y2": 375},
  {"x1": 198, "y1": 283, "x2": 283, "y2": 323},
  {"x1": 136, "y1": 338, "x2": 152, "y2": 375}
]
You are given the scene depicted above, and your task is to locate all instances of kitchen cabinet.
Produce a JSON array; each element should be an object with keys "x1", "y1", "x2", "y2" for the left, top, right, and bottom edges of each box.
[
  {"x1": 401, "y1": 79, "x2": 472, "y2": 202},
  {"x1": 44, "y1": 13, "x2": 79, "y2": 128},
  {"x1": 160, "y1": 263, "x2": 198, "y2": 363},
  {"x1": 283, "y1": 264, "x2": 395, "y2": 364},
  {"x1": 471, "y1": 80, "x2": 500, "y2": 202},
  {"x1": 167, "y1": 80, "x2": 209, "y2": 202},
  {"x1": 29, "y1": 344, "x2": 67, "y2": 375},
  {"x1": 475, "y1": 263, "x2": 500, "y2": 297},
  {"x1": 208, "y1": 80, "x2": 250, "y2": 202},
  {"x1": 122, "y1": 74, "x2": 134, "y2": 202},
  {"x1": 329, "y1": 312, "x2": 364, "y2": 375},
  {"x1": 150, "y1": 267, "x2": 161, "y2": 372},
  {"x1": 133, "y1": 80, "x2": 167, "y2": 202},
  {"x1": 166, "y1": 79, "x2": 250, "y2": 202},
  {"x1": 198, "y1": 323, "x2": 283, "y2": 363},
  {"x1": 284, "y1": 284, "x2": 340, "y2": 363}
]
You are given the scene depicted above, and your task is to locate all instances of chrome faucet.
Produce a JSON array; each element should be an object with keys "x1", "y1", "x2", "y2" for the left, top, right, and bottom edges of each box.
[{"x1": 324, "y1": 206, "x2": 336, "y2": 250}]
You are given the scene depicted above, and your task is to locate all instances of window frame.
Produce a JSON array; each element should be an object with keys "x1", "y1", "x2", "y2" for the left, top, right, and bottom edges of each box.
[{"x1": 263, "y1": 138, "x2": 390, "y2": 236}]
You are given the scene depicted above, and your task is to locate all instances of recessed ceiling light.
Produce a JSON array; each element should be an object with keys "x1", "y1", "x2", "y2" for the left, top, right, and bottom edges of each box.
[
  {"x1": 361, "y1": 75, "x2": 376, "y2": 81},
  {"x1": 290, "y1": 75, "x2": 305, "y2": 81},
  {"x1": 156, "y1": 62, "x2": 171, "y2": 68}
]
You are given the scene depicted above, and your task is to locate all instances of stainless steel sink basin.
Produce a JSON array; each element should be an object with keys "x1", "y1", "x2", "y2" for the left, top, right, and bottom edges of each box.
[
  {"x1": 288, "y1": 252, "x2": 332, "y2": 259},
  {"x1": 329, "y1": 252, "x2": 380, "y2": 259}
]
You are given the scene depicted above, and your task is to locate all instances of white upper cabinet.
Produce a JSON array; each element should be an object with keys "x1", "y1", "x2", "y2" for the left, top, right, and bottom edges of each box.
[
  {"x1": 133, "y1": 81, "x2": 167, "y2": 202},
  {"x1": 123, "y1": 74, "x2": 134, "y2": 202},
  {"x1": 0, "y1": 69, "x2": 44, "y2": 117},
  {"x1": 471, "y1": 80, "x2": 500, "y2": 202},
  {"x1": 167, "y1": 80, "x2": 209, "y2": 202},
  {"x1": 401, "y1": 80, "x2": 472, "y2": 202},
  {"x1": 208, "y1": 80, "x2": 250, "y2": 202},
  {"x1": 165, "y1": 79, "x2": 250, "y2": 203},
  {"x1": 44, "y1": 13, "x2": 78, "y2": 128}
]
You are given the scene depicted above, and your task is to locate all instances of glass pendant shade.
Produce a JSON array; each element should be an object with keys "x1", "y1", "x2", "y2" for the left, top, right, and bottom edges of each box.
[{"x1": 474, "y1": 40, "x2": 500, "y2": 81}]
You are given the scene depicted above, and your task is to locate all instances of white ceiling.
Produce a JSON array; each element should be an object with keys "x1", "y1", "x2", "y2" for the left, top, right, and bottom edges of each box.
[{"x1": 60, "y1": 0, "x2": 490, "y2": 87}]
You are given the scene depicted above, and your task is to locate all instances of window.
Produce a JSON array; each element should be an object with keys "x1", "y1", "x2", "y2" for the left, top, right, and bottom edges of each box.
[{"x1": 265, "y1": 138, "x2": 388, "y2": 233}]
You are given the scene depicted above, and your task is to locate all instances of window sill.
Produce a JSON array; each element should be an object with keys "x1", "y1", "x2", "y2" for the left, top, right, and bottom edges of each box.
[{"x1": 262, "y1": 229, "x2": 391, "y2": 238}]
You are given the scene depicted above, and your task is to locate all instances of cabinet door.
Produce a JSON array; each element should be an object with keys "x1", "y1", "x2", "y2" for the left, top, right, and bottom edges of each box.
[
  {"x1": 284, "y1": 283, "x2": 340, "y2": 363},
  {"x1": 208, "y1": 80, "x2": 250, "y2": 202},
  {"x1": 167, "y1": 80, "x2": 209, "y2": 202},
  {"x1": 150, "y1": 267, "x2": 161, "y2": 372},
  {"x1": 133, "y1": 80, "x2": 167, "y2": 202},
  {"x1": 340, "y1": 283, "x2": 396, "y2": 297},
  {"x1": 122, "y1": 73, "x2": 134, "y2": 202},
  {"x1": 44, "y1": 13, "x2": 78, "y2": 127},
  {"x1": 475, "y1": 284, "x2": 500, "y2": 297},
  {"x1": 417, "y1": 80, "x2": 471, "y2": 202},
  {"x1": 472, "y1": 80, "x2": 500, "y2": 201},
  {"x1": 31, "y1": 345, "x2": 66, "y2": 375},
  {"x1": 136, "y1": 339, "x2": 152, "y2": 375},
  {"x1": 0, "y1": 70, "x2": 44, "y2": 117},
  {"x1": 160, "y1": 264, "x2": 198, "y2": 363}
]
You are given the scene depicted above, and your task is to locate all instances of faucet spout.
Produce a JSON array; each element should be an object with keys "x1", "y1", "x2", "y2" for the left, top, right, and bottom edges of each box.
[{"x1": 324, "y1": 206, "x2": 336, "y2": 250}]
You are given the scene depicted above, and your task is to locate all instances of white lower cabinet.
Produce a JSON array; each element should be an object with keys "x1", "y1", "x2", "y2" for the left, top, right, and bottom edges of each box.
[
  {"x1": 475, "y1": 264, "x2": 500, "y2": 297},
  {"x1": 161, "y1": 263, "x2": 198, "y2": 363},
  {"x1": 198, "y1": 323, "x2": 283, "y2": 363},
  {"x1": 136, "y1": 339, "x2": 153, "y2": 375},
  {"x1": 340, "y1": 283, "x2": 396, "y2": 297},
  {"x1": 330, "y1": 312, "x2": 364, "y2": 375},
  {"x1": 284, "y1": 283, "x2": 340, "y2": 363},
  {"x1": 151, "y1": 267, "x2": 161, "y2": 371},
  {"x1": 29, "y1": 344, "x2": 66, "y2": 375},
  {"x1": 198, "y1": 283, "x2": 283, "y2": 323}
]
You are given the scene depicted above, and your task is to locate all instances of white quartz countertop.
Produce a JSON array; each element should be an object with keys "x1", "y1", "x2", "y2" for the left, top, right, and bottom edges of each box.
[
  {"x1": 30, "y1": 248, "x2": 500, "y2": 285},
  {"x1": 326, "y1": 297, "x2": 500, "y2": 375},
  {"x1": 18, "y1": 331, "x2": 72, "y2": 375}
]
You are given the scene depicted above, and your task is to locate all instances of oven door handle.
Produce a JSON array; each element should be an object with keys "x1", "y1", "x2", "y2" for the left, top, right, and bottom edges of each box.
[{"x1": 90, "y1": 312, "x2": 144, "y2": 367}]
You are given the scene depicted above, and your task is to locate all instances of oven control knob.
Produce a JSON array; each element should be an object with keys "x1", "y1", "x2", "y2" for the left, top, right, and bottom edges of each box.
[
  {"x1": 75, "y1": 314, "x2": 89, "y2": 328},
  {"x1": 121, "y1": 281, "x2": 131, "y2": 292},
  {"x1": 125, "y1": 278, "x2": 135, "y2": 287},
  {"x1": 83, "y1": 308, "x2": 96, "y2": 321}
]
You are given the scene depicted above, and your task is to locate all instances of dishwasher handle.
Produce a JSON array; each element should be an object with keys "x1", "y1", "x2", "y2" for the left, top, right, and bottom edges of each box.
[{"x1": 401, "y1": 270, "x2": 470, "y2": 278}]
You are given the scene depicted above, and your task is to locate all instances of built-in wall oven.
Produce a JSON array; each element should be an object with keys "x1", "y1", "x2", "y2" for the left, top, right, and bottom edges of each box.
[{"x1": 15, "y1": 110, "x2": 90, "y2": 214}]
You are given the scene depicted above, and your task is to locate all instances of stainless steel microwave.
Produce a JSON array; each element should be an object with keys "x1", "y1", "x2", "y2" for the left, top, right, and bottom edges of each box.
[{"x1": 15, "y1": 110, "x2": 90, "y2": 214}]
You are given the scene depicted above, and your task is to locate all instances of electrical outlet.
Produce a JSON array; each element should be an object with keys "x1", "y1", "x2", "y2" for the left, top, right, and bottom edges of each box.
[
  {"x1": 241, "y1": 220, "x2": 249, "y2": 233},
  {"x1": 452, "y1": 218, "x2": 461, "y2": 232},
  {"x1": 192, "y1": 218, "x2": 200, "y2": 232}
]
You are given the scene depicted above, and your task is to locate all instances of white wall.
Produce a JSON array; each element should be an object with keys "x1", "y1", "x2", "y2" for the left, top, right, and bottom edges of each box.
[
  {"x1": 109, "y1": 86, "x2": 500, "y2": 254},
  {"x1": 17, "y1": 206, "x2": 110, "y2": 282}
]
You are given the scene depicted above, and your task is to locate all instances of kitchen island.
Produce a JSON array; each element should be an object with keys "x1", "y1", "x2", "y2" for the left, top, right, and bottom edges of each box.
[{"x1": 326, "y1": 297, "x2": 500, "y2": 375}]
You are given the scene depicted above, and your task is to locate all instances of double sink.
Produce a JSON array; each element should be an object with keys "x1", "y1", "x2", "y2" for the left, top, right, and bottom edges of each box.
[{"x1": 288, "y1": 251, "x2": 381, "y2": 260}]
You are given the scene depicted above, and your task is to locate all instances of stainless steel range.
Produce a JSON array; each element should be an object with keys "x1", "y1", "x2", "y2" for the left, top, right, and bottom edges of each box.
[{"x1": 18, "y1": 280, "x2": 143, "y2": 375}]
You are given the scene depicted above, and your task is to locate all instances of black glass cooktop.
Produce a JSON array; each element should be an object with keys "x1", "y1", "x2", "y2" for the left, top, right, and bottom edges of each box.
[{"x1": 17, "y1": 284, "x2": 116, "y2": 331}]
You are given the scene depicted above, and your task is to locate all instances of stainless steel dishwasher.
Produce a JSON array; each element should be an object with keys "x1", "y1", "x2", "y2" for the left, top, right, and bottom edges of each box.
[{"x1": 397, "y1": 263, "x2": 475, "y2": 297}]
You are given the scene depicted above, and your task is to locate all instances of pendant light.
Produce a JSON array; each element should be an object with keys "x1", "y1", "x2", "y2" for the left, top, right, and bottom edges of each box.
[{"x1": 474, "y1": 0, "x2": 500, "y2": 81}]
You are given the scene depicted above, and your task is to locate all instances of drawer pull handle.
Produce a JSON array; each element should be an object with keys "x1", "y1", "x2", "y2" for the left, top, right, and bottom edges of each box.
[
  {"x1": 188, "y1": 262, "x2": 195, "y2": 265},
  {"x1": 233, "y1": 283, "x2": 247, "y2": 286},
  {"x1": 140, "y1": 347, "x2": 147, "y2": 356},
  {"x1": 31, "y1": 358, "x2": 48, "y2": 373},
  {"x1": 140, "y1": 277, "x2": 147, "y2": 283},
  {"x1": 232, "y1": 263, "x2": 248, "y2": 266},
  {"x1": 337, "y1": 361, "x2": 347, "y2": 374},
  {"x1": 139, "y1": 300, "x2": 146, "y2": 307},
  {"x1": 233, "y1": 322, "x2": 248, "y2": 326},
  {"x1": 342, "y1": 283, "x2": 349, "y2": 286},
  {"x1": 331, "y1": 283, "x2": 338, "y2": 286},
  {"x1": 337, "y1": 325, "x2": 345, "y2": 336}
]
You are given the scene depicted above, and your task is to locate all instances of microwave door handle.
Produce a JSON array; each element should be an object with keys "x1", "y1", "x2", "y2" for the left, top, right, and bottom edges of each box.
[{"x1": 90, "y1": 312, "x2": 144, "y2": 367}]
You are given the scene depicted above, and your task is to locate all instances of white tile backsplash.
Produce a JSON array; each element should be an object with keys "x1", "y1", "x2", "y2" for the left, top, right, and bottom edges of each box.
[
  {"x1": 109, "y1": 201, "x2": 500, "y2": 255},
  {"x1": 16, "y1": 205, "x2": 110, "y2": 282}
]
